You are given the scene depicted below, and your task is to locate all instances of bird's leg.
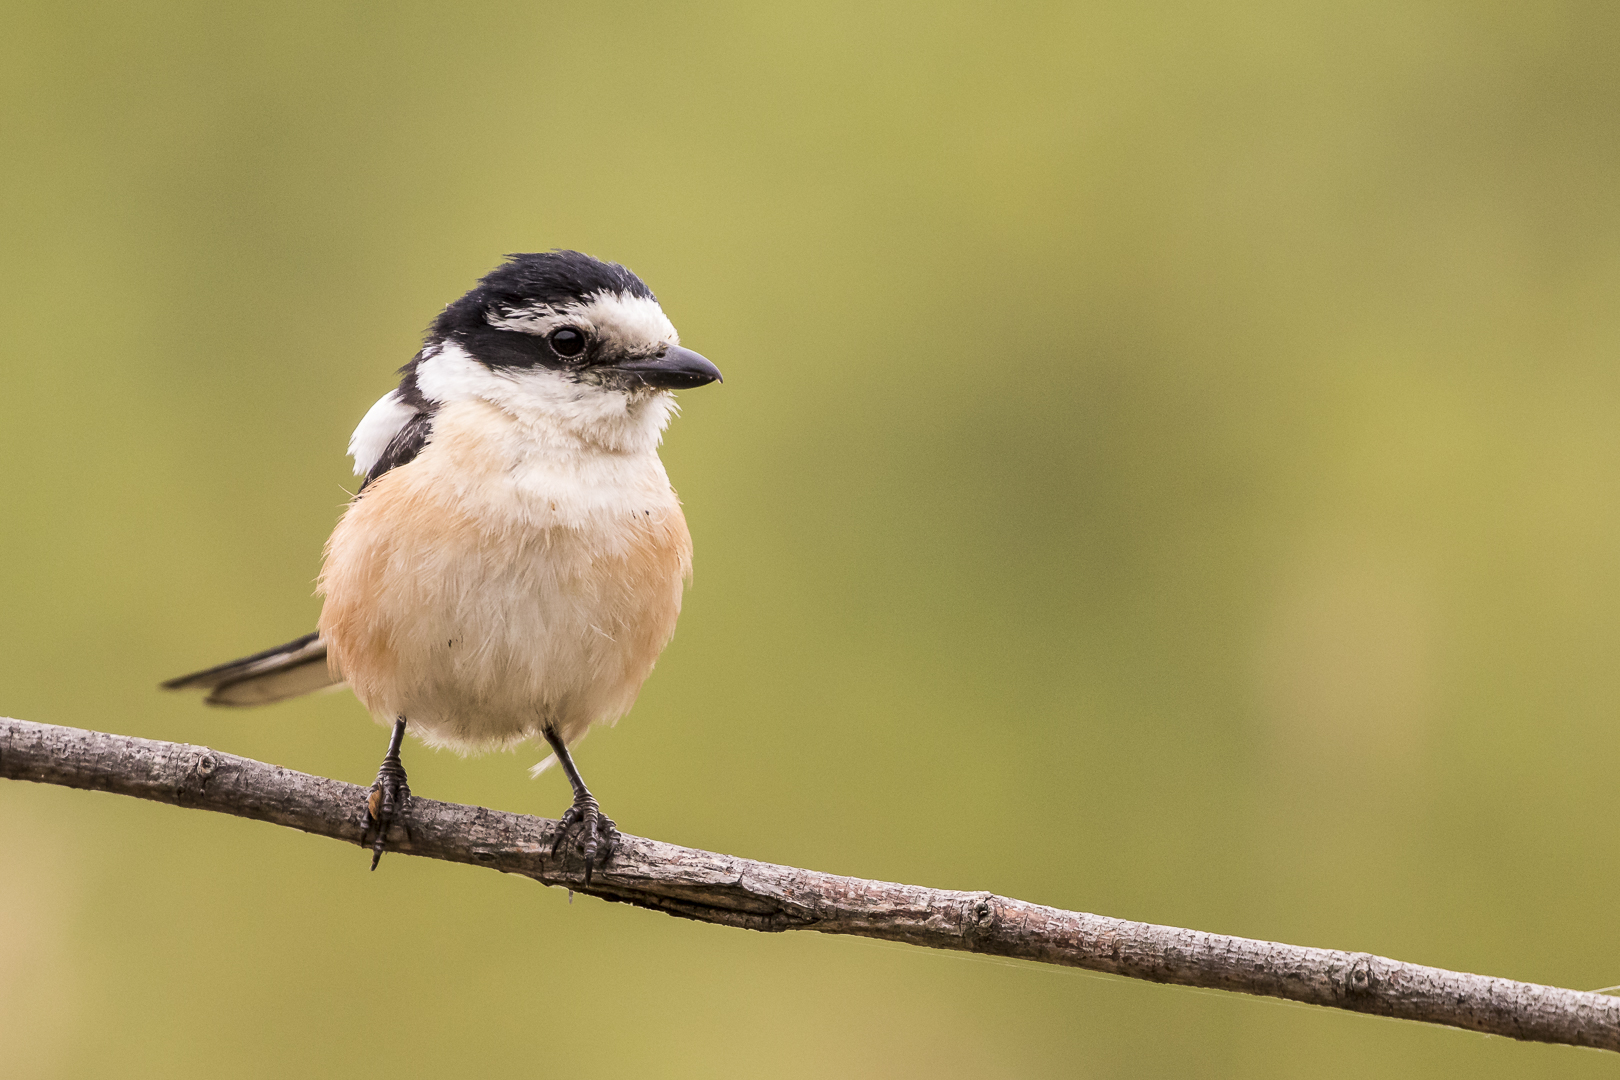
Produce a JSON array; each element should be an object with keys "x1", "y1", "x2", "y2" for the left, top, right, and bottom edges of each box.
[
  {"x1": 544, "y1": 726, "x2": 618, "y2": 883},
  {"x1": 364, "y1": 717, "x2": 411, "y2": 871}
]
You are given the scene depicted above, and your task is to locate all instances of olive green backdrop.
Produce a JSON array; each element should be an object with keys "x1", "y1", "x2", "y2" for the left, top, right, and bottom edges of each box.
[{"x1": 6, "y1": 2, "x2": 1620, "y2": 1076}]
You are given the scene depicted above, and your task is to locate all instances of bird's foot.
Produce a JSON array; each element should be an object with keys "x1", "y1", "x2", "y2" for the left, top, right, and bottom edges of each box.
[
  {"x1": 552, "y1": 793, "x2": 618, "y2": 883},
  {"x1": 364, "y1": 754, "x2": 411, "y2": 871}
]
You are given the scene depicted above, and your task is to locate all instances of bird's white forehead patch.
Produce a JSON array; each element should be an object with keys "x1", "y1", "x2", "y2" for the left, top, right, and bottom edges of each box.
[{"x1": 485, "y1": 290, "x2": 678, "y2": 355}]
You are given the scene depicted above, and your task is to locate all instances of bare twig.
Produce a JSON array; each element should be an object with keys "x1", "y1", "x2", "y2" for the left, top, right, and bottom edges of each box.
[{"x1": 3, "y1": 716, "x2": 1616, "y2": 1051}]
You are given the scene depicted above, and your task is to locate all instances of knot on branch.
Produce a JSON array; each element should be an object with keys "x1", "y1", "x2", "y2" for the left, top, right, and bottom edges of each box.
[
  {"x1": 1343, "y1": 954, "x2": 1377, "y2": 997},
  {"x1": 175, "y1": 747, "x2": 219, "y2": 802},
  {"x1": 961, "y1": 892, "x2": 1001, "y2": 946}
]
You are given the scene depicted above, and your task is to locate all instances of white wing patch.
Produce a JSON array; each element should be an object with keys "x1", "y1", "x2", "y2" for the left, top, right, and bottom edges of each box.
[{"x1": 348, "y1": 389, "x2": 416, "y2": 477}]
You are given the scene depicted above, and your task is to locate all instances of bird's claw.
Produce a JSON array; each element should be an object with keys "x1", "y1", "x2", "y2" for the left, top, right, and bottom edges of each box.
[
  {"x1": 553, "y1": 794, "x2": 618, "y2": 883},
  {"x1": 364, "y1": 757, "x2": 411, "y2": 871}
]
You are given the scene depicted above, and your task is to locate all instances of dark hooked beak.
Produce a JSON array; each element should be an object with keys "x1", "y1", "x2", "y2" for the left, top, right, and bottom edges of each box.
[{"x1": 613, "y1": 345, "x2": 723, "y2": 390}]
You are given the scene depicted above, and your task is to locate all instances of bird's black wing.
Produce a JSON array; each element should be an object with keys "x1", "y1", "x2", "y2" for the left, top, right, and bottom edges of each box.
[
  {"x1": 360, "y1": 352, "x2": 439, "y2": 490},
  {"x1": 362, "y1": 408, "x2": 434, "y2": 489}
]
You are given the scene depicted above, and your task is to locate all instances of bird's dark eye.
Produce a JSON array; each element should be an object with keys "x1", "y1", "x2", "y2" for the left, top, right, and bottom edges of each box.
[{"x1": 549, "y1": 327, "x2": 586, "y2": 359}]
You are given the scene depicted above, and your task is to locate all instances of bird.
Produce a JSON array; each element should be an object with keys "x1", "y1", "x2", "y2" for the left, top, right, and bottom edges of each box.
[{"x1": 163, "y1": 250, "x2": 722, "y2": 878}]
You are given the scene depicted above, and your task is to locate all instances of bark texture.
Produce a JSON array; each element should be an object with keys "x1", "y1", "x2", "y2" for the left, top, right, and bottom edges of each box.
[{"x1": 4, "y1": 716, "x2": 1617, "y2": 1051}]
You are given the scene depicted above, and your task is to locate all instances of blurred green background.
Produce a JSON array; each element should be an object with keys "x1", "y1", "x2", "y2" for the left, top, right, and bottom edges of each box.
[{"x1": 5, "y1": 1, "x2": 1620, "y2": 1076}]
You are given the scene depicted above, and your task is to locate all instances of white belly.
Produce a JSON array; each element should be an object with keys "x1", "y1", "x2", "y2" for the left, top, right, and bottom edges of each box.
[{"x1": 317, "y1": 399, "x2": 693, "y2": 753}]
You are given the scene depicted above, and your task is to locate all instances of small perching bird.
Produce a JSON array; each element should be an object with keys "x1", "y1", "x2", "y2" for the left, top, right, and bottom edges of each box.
[{"x1": 164, "y1": 251, "x2": 722, "y2": 876}]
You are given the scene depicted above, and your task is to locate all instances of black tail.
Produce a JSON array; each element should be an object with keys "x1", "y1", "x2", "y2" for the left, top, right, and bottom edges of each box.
[{"x1": 162, "y1": 631, "x2": 343, "y2": 707}]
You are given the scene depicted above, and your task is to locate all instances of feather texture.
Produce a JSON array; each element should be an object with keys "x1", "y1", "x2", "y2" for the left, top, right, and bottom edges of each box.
[{"x1": 318, "y1": 390, "x2": 691, "y2": 754}]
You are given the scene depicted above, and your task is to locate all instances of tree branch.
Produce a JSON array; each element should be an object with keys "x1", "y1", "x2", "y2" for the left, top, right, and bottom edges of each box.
[{"x1": 4, "y1": 716, "x2": 1615, "y2": 1052}]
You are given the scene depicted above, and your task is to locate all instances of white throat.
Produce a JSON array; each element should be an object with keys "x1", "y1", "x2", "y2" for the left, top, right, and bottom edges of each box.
[{"x1": 417, "y1": 340, "x2": 678, "y2": 455}]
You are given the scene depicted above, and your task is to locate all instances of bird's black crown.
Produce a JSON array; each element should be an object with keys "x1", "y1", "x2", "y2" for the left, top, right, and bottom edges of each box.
[{"x1": 431, "y1": 250, "x2": 654, "y2": 341}]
